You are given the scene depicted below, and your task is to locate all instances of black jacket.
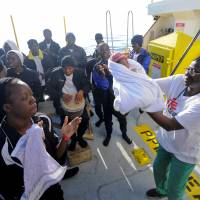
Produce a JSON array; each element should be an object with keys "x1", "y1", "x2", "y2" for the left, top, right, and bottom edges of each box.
[
  {"x1": 7, "y1": 66, "x2": 41, "y2": 101},
  {"x1": 39, "y1": 40, "x2": 60, "y2": 67},
  {"x1": 0, "y1": 117, "x2": 61, "y2": 199},
  {"x1": 58, "y1": 45, "x2": 87, "y2": 70},
  {"x1": 47, "y1": 67, "x2": 90, "y2": 110}
]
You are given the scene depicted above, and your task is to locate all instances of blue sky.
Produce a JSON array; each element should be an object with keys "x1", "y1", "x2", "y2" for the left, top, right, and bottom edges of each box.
[{"x1": 0, "y1": 0, "x2": 154, "y2": 54}]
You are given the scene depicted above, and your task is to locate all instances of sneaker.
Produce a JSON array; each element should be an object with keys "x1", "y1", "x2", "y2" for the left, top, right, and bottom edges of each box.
[
  {"x1": 62, "y1": 167, "x2": 79, "y2": 180},
  {"x1": 95, "y1": 119, "x2": 104, "y2": 127},
  {"x1": 146, "y1": 188, "x2": 167, "y2": 199},
  {"x1": 122, "y1": 134, "x2": 132, "y2": 144},
  {"x1": 78, "y1": 138, "x2": 88, "y2": 148},
  {"x1": 103, "y1": 136, "x2": 111, "y2": 146}
]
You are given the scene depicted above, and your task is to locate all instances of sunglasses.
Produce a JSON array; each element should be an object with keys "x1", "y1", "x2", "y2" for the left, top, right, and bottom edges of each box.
[{"x1": 185, "y1": 67, "x2": 200, "y2": 76}]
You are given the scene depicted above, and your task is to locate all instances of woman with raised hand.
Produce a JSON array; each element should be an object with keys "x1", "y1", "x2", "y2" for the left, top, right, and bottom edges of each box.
[{"x1": 0, "y1": 77, "x2": 81, "y2": 200}]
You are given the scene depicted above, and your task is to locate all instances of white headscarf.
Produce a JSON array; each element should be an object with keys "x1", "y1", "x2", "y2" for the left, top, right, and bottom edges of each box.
[
  {"x1": 7, "y1": 50, "x2": 24, "y2": 65},
  {"x1": 4, "y1": 40, "x2": 18, "y2": 51}
]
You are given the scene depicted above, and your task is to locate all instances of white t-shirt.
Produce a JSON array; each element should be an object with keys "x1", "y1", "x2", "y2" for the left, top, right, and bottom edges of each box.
[
  {"x1": 155, "y1": 74, "x2": 200, "y2": 164},
  {"x1": 46, "y1": 43, "x2": 51, "y2": 49},
  {"x1": 62, "y1": 74, "x2": 77, "y2": 95},
  {"x1": 133, "y1": 52, "x2": 140, "y2": 61}
]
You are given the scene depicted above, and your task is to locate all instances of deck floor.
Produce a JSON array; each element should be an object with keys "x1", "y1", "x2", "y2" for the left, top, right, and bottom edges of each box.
[{"x1": 51, "y1": 108, "x2": 190, "y2": 200}]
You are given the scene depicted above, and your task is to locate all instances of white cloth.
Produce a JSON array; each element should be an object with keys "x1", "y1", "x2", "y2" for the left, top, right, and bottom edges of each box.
[
  {"x1": 108, "y1": 59, "x2": 165, "y2": 114},
  {"x1": 4, "y1": 40, "x2": 18, "y2": 51},
  {"x1": 33, "y1": 56, "x2": 45, "y2": 86},
  {"x1": 155, "y1": 74, "x2": 200, "y2": 164},
  {"x1": 132, "y1": 52, "x2": 139, "y2": 61},
  {"x1": 62, "y1": 74, "x2": 77, "y2": 95},
  {"x1": 11, "y1": 124, "x2": 67, "y2": 200},
  {"x1": 7, "y1": 50, "x2": 24, "y2": 65}
]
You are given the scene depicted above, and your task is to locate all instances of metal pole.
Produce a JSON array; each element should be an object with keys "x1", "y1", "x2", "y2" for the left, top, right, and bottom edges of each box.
[
  {"x1": 170, "y1": 29, "x2": 200, "y2": 75},
  {"x1": 10, "y1": 15, "x2": 19, "y2": 48},
  {"x1": 126, "y1": 11, "x2": 134, "y2": 49},
  {"x1": 106, "y1": 10, "x2": 114, "y2": 52},
  {"x1": 106, "y1": 12, "x2": 108, "y2": 44},
  {"x1": 63, "y1": 16, "x2": 67, "y2": 37}
]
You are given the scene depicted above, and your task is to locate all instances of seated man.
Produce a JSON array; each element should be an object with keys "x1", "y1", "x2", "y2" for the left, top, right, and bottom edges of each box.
[{"x1": 47, "y1": 55, "x2": 90, "y2": 151}]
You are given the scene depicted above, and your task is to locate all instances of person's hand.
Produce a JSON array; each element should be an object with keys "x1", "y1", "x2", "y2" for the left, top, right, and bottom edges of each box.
[
  {"x1": 37, "y1": 120, "x2": 43, "y2": 128},
  {"x1": 63, "y1": 93, "x2": 73, "y2": 104},
  {"x1": 97, "y1": 64, "x2": 106, "y2": 75},
  {"x1": 75, "y1": 90, "x2": 84, "y2": 104},
  {"x1": 37, "y1": 120, "x2": 45, "y2": 140},
  {"x1": 0, "y1": 68, "x2": 6, "y2": 78},
  {"x1": 61, "y1": 116, "x2": 82, "y2": 138},
  {"x1": 102, "y1": 64, "x2": 110, "y2": 75}
]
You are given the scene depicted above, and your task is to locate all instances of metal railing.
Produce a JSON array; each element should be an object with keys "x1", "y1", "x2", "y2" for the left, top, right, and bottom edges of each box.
[
  {"x1": 126, "y1": 10, "x2": 134, "y2": 50},
  {"x1": 106, "y1": 10, "x2": 114, "y2": 51}
]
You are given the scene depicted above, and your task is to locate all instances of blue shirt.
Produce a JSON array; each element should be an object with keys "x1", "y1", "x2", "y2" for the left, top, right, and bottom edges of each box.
[
  {"x1": 130, "y1": 48, "x2": 151, "y2": 73},
  {"x1": 92, "y1": 60, "x2": 112, "y2": 90}
]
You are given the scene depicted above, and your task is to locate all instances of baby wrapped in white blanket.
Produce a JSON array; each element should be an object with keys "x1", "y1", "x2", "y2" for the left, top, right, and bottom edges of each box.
[{"x1": 108, "y1": 53, "x2": 164, "y2": 114}]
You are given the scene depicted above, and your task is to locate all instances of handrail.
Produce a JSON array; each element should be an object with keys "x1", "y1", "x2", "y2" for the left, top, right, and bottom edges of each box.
[
  {"x1": 63, "y1": 16, "x2": 67, "y2": 37},
  {"x1": 126, "y1": 11, "x2": 134, "y2": 49},
  {"x1": 10, "y1": 15, "x2": 19, "y2": 49},
  {"x1": 170, "y1": 29, "x2": 200, "y2": 75},
  {"x1": 106, "y1": 10, "x2": 114, "y2": 51}
]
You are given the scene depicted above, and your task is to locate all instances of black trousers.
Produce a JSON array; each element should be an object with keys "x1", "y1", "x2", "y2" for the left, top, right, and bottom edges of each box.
[
  {"x1": 93, "y1": 88, "x2": 104, "y2": 121},
  {"x1": 1, "y1": 183, "x2": 64, "y2": 200},
  {"x1": 60, "y1": 107, "x2": 89, "y2": 142},
  {"x1": 93, "y1": 88, "x2": 127, "y2": 136},
  {"x1": 40, "y1": 183, "x2": 64, "y2": 200}
]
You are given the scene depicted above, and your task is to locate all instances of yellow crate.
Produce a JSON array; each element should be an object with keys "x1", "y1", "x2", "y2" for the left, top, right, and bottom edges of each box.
[{"x1": 148, "y1": 31, "x2": 200, "y2": 78}]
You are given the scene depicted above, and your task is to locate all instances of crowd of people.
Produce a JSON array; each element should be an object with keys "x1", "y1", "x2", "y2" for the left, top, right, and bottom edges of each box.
[{"x1": 0, "y1": 29, "x2": 200, "y2": 200}]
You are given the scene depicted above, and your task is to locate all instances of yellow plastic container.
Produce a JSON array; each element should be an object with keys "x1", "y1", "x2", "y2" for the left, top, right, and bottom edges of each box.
[
  {"x1": 132, "y1": 148, "x2": 151, "y2": 166},
  {"x1": 148, "y1": 31, "x2": 200, "y2": 78}
]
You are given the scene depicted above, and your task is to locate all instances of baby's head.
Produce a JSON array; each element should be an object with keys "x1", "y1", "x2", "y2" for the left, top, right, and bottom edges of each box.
[{"x1": 110, "y1": 52, "x2": 129, "y2": 68}]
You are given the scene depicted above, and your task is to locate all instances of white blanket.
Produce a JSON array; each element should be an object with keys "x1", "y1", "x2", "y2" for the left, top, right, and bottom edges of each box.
[
  {"x1": 11, "y1": 124, "x2": 67, "y2": 200},
  {"x1": 108, "y1": 59, "x2": 164, "y2": 114}
]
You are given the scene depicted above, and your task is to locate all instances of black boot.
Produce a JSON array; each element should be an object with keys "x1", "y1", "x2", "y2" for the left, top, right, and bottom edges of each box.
[
  {"x1": 78, "y1": 137, "x2": 88, "y2": 148},
  {"x1": 95, "y1": 119, "x2": 104, "y2": 127},
  {"x1": 146, "y1": 188, "x2": 167, "y2": 198},
  {"x1": 103, "y1": 135, "x2": 111, "y2": 146},
  {"x1": 62, "y1": 167, "x2": 79, "y2": 180},
  {"x1": 68, "y1": 138, "x2": 77, "y2": 151},
  {"x1": 122, "y1": 134, "x2": 132, "y2": 144}
]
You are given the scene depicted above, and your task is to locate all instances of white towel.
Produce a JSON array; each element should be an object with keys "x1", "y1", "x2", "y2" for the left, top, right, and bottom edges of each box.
[
  {"x1": 108, "y1": 59, "x2": 165, "y2": 114},
  {"x1": 11, "y1": 124, "x2": 67, "y2": 200},
  {"x1": 33, "y1": 56, "x2": 45, "y2": 86}
]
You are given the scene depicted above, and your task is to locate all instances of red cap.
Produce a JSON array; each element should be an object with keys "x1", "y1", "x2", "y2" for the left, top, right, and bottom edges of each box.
[{"x1": 111, "y1": 52, "x2": 127, "y2": 63}]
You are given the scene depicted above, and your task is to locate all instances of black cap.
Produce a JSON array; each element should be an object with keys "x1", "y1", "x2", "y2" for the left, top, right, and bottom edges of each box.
[
  {"x1": 27, "y1": 39, "x2": 38, "y2": 46},
  {"x1": 65, "y1": 32, "x2": 75, "y2": 41},
  {"x1": 131, "y1": 35, "x2": 143, "y2": 46},
  {"x1": 61, "y1": 55, "x2": 75, "y2": 68},
  {"x1": 95, "y1": 33, "x2": 103, "y2": 40}
]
